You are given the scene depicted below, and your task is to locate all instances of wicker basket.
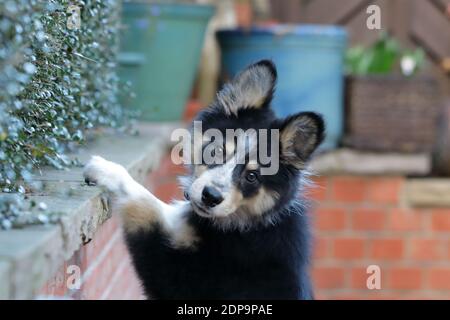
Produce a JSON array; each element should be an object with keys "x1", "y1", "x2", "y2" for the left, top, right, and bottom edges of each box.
[{"x1": 343, "y1": 75, "x2": 441, "y2": 153}]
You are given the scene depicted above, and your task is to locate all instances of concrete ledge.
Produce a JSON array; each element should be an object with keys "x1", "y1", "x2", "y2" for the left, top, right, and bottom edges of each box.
[
  {"x1": 0, "y1": 261, "x2": 10, "y2": 299},
  {"x1": 0, "y1": 123, "x2": 179, "y2": 299},
  {"x1": 405, "y1": 178, "x2": 450, "y2": 208},
  {"x1": 310, "y1": 149, "x2": 431, "y2": 176}
]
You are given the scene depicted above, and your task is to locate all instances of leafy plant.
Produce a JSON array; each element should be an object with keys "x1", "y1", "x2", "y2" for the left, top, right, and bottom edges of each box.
[
  {"x1": 0, "y1": 0, "x2": 124, "y2": 229},
  {"x1": 345, "y1": 33, "x2": 425, "y2": 76}
]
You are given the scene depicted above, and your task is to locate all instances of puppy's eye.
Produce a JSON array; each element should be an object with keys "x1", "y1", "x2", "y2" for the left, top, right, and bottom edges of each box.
[{"x1": 245, "y1": 171, "x2": 258, "y2": 183}]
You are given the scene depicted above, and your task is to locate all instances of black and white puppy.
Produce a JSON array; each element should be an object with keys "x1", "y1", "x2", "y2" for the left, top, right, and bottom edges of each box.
[{"x1": 83, "y1": 60, "x2": 325, "y2": 299}]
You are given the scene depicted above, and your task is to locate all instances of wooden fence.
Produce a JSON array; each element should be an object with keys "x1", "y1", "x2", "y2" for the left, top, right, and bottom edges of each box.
[{"x1": 270, "y1": 0, "x2": 450, "y2": 93}]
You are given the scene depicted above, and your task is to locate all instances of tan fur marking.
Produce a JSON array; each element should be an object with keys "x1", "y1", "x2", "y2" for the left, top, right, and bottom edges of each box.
[
  {"x1": 242, "y1": 187, "x2": 278, "y2": 216},
  {"x1": 119, "y1": 197, "x2": 160, "y2": 234},
  {"x1": 120, "y1": 198, "x2": 199, "y2": 248},
  {"x1": 208, "y1": 186, "x2": 279, "y2": 231},
  {"x1": 246, "y1": 162, "x2": 259, "y2": 171}
]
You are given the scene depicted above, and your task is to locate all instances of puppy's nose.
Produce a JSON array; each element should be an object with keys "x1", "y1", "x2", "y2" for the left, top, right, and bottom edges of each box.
[{"x1": 201, "y1": 186, "x2": 223, "y2": 208}]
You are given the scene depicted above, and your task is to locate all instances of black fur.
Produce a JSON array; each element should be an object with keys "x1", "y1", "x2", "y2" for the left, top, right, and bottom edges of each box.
[
  {"x1": 124, "y1": 60, "x2": 325, "y2": 300},
  {"x1": 125, "y1": 201, "x2": 313, "y2": 299}
]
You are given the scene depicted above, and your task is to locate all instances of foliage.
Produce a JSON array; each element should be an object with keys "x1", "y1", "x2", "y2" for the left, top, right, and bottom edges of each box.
[
  {"x1": 0, "y1": 193, "x2": 63, "y2": 229},
  {"x1": 345, "y1": 33, "x2": 425, "y2": 76},
  {"x1": 0, "y1": 0, "x2": 124, "y2": 228}
]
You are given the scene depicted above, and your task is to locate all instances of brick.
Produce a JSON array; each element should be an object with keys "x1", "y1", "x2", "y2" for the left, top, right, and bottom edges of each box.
[
  {"x1": 401, "y1": 294, "x2": 434, "y2": 300},
  {"x1": 371, "y1": 239, "x2": 404, "y2": 260},
  {"x1": 389, "y1": 209, "x2": 423, "y2": 231},
  {"x1": 331, "y1": 177, "x2": 367, "y2": 203},
  {"x1": 101, "y1": 259, "x2": 130, "y2": 300},
  {"x1": 183, "y1": 100, "x2": 202, "y2": 122},
  {"x1": 152, "y1": 180, "x2": 184, "y2": 203},
  {"x1": 351, "y1": 267, "x2": 371, "y2": 289},
  {"x1": 312, "y1": 267, "x2": 346, "y2": 289},
  {"x1": 84, "y1": 223, "x2": 120, "y2": 264},
  {"x1": 352, "y1": 208, "x2": 386, "y2": 231},
  {"x1": 402, "y1": 293, "x2": 450, "y2": 300},
  {"x1": 367, "y1": 177, "x2": 403, "y2": 204},
  {"x1": 389, "y1": 267, "x2": 422, "y2": 290},
  {"x1": 366, "y1": 292, "x2": 404, "y2": 300},
  {"x1": 313, "y1": 237, "x2": 328, "y2": 260},
  {"x1": 333, "y1": 238, "x2": 366, "y2": 259},
  {"x1": 81, "y1": 233, "x2": 138, "y2": 300},
  {"x1": 84, "y1": 236, "x2": 121, "y2": 285},
  {"x1": 333, "y1": 292, "x2": 366, "y2": 300},
  {"x1": 410, "y1": 237, "x2": 443, "y2": 261},
  {"x1": 146, "y1": 154, "x2": 187, "y2": 188},
  {"x1": 353, "y1": 265, "x2": 386, "y2": 291},
  {"x1": 448, "y1": 240, "x2": 450, "y2": 259},
  {"x1": 41, "y1": 263, "x2": 68, "y2": 297},
  {"x1": 159, "y1": 155, "x2": 187, "y2": 177},
  {"x1": 234, "y1": 1, "x2": 253, "y2": 27},
  {"x1": 313, "y1": 293, "x2": 328, "y2": 300},
  {"x1": 313, "y1": 208, "x2": 347, "y2": 231},
  {"x1": 431, "y1": 209, "x2": 450, "y2": 232},
  {"x1": 429, "y1": 268, "x2": 450, "y2": 290},
  {"x1": 306, "y1": 177, "x2": 328, "y2": 201}
]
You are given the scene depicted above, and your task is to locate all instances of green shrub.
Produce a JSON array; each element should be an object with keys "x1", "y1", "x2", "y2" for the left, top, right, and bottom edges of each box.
[
  {"x1": 0, "y1": 0, "x2": 124, "y2": 228},
  {"x1": 345, "y1": 33, "x2": 425, "y2": 76}
]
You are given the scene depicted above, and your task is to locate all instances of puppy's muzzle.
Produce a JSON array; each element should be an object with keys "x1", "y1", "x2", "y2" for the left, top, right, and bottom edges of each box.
[{"x1": 201, "y1": 186, "x2": 223, "y2": 208}]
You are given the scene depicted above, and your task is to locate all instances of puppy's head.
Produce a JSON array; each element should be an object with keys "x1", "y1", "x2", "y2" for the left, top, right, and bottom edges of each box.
[{"x1": 182, "y1": 60, "x2": 325, "y2": 229}]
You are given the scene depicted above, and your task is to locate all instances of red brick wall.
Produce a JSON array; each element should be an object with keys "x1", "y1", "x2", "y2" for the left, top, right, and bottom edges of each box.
[
  {"x1": 147, "y1": 155, "x2": 450, "y2": 300},
  {"x1": 42, "y1": 154, "x2": 450, "y2": 300},
  {"x1": 40, "y1": 215, "x2": 144, "y2": 300},
  {"x1": 308, "y1": 176, "x2": 450, "y2": 300}
]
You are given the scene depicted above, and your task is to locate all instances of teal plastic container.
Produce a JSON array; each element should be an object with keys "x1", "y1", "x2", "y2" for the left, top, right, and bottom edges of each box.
[
  {"x1": 217, "y1": 25, "x2": 347, "y2": 149},
  {"x1": 119, "y1": 2, "x2": 214, "y2": 121}
]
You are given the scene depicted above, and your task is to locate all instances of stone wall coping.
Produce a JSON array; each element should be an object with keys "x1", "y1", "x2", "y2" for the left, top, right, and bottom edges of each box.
[
  {"x1": 310, "y1": 148, "x2": 431, "y2": 176},
  {"x1": 0, "y1": 123, "x2": 179, "y2": 299},
  {"x1": 404, "y1": 178, "x2": 450, "y2": 208}
]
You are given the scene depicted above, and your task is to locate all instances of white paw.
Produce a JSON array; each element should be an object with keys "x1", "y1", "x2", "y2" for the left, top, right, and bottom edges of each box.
[{"x1": 83, "y1": 156, "x2": 131, "y2": 193}]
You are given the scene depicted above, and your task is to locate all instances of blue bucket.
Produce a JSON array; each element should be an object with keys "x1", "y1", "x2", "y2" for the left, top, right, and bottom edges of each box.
[
  {"x1": 119, "y1": 2, "x2": 214, "y2": 121},
  {"x1": 217, "y1": 25, "x2": 348, "y2": 150}
]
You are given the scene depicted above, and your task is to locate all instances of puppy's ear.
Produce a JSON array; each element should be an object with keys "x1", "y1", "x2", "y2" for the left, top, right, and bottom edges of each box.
[
  {"x1": 216, "y1": 60, "x2": 277, "y2": 115},
  {"x1": 279, "y1": 112, "x2": 325, "y2": 168}
]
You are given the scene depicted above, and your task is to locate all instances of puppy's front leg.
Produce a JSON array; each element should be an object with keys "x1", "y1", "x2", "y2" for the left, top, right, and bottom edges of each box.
[{"x1": 83, "y1": 156, "x2": 197, "y2": 249}]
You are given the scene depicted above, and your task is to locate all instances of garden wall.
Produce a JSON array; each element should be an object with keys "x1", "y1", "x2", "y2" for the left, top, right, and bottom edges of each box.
[
  {"x1": 40, "y1": 152, "x2": 450, "y2": 300},
  {"x1": 308, "y1": 175, "x2": 450, "y2": 299},
  {"x1": 147, "y1": 155, "x2": 450, "y2": 300},
  {"x1": 40, "y1": 214, "x2": 143, "y2": 300}
]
